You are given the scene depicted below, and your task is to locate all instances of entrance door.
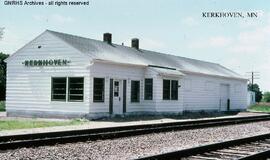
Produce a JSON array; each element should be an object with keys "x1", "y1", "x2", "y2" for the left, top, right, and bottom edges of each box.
[
  {"x1": 113, "y1": 80, "x2": 123, "y2": 114},
  {"x1": 220, "y1": 84, "x2": 230, "y2": 111}
]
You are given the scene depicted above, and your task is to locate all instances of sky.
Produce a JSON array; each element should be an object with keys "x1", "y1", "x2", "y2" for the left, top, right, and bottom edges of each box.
[{"x1": 0, "y1": 0, "x2": 270, "y2": 91}]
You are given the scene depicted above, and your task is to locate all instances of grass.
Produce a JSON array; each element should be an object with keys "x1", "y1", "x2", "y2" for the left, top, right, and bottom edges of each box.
[
  {"x1": 0, "y1": 101, "x2": 5, "y2": 112},
  {"x1": 0, "y1": 101, "x2": 88, "y2": 131},
  {"x1": 97, "y1": 111, "x2": 239, "y2": 122},
  {"x1": 248, "y1": 103, "x2": 270, "y2": 113},
  {"x1": 0, "y1": 118, "x2": 87, "y2": 131}
]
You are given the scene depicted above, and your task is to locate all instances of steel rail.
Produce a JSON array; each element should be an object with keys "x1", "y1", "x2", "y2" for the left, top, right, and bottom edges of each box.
[
  {"x1": 137, "y1": 133, "x2": 270, "y2": 160},
  {"x1": 238, "y1": 150, "x2": 270, "y2": 160},
  {"x1": 0, "y1": 115, "x2": 270, "y2": 151}
]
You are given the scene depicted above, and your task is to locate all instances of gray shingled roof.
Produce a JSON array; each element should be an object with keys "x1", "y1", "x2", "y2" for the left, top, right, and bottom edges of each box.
[{"x1": 48, "y1": 30, "x2": 245, "y2": 80}]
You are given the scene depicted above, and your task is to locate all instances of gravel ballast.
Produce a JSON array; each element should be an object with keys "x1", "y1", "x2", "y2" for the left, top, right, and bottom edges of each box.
[{"x1": 1, "y1": 121, "x2": 270, "y2": 160}]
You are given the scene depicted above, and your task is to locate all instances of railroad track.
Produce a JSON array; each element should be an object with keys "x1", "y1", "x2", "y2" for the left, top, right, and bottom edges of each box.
[
  {"x1": 1, "y1": 115, "x2": 270, "y2": 151},
  {"x1": 137, "y1": 133, "x2": 270, "y2": 160}
]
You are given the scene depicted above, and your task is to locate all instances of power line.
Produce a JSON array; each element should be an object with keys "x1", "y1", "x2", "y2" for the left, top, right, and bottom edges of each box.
[{"x1": 246, "y1": 71, "x2": 260, "y2": 91}]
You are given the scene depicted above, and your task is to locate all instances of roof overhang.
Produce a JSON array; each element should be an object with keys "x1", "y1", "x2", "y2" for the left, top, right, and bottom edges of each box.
[
  {"x1": 180, "y1": 70, "x2": 248, "y2": 81},
  {"x1": 93, "y1": 59, "x2": 147, "y2": 67},
  {"x1": 148, "y1": 66, "x2": 185, "y2": 78}
]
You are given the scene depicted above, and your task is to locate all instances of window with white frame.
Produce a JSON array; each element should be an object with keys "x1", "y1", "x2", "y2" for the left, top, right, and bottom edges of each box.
[
  {"x1": 68, "y1": 77, "x2": 84, "y2": 101},
  {"x1": 163, "y1": 79, "x2": 178, "y2": 100},
  {"x1": 144, "y1": 78, "x2": 153, "y2": 100},
  {"x1": 51, "y1": 77, "x2": 84, "y2": 102},
  {"x1": 51, "y1": 77, "x2": 67, "y2": 101},
  {"x1": 131, "y1": 80, "x2": 140, "y2": 102},
  {"x1": 93, "y1": 78, "x2": 105, "y2": 102}
]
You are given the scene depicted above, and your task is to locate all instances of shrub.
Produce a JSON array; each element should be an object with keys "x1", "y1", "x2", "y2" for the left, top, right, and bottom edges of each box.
[{"x1": 263, "y1": 92, "x2": 270, "y2": 102}]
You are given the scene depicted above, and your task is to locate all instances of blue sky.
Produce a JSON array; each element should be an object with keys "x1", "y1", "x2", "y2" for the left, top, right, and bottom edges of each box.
[{"x1": 1, "y1": 0, "x2": 270, "y2": 91}]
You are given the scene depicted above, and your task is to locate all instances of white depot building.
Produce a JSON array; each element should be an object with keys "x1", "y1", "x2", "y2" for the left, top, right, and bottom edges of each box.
[{"x1": 5, "y1": 30, "x2": 248, "y2": 118}]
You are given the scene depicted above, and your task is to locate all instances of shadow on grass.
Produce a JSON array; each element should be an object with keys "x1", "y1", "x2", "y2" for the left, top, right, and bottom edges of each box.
[
  {"x1": 94, "y1": 111, "x2": 240, "y2": 122},
  {"x1": 0, "y1": 101, "x2": 5, "y2": 112}
]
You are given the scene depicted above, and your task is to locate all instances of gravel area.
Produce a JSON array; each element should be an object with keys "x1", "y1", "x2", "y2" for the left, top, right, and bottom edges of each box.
[
  {"x1": 1, "y1": 121, "x2": 270, "y2": 160},
  {"x1": 0, "y1": 112, "x2": 267, "y2": 137}
]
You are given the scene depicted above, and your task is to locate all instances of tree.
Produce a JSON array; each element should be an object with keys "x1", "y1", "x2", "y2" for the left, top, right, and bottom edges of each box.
[
  {"x1": 263, "y1": 92, "x2": 270, "y2": 102},
  {"x1": 248, "y1": 83, "x2": 263, "y2": 102},
  {"x1": 0, "y1": 53, "x2": 9, "y2": 100}
]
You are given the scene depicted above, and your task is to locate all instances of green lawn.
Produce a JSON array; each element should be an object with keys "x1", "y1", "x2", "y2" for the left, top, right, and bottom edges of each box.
[
  {"x1": 0, "y1": 101, "x2": 88, "y2": 131},
  {"x1": 248, "y1": 103, "x2": 270, "y2": 113},
  {"x1": 0, "y1": 101, "x2": 5, "y2": 112},
  {"x1": 0, "y1": 119, "x2": 86, "y2": 131}
]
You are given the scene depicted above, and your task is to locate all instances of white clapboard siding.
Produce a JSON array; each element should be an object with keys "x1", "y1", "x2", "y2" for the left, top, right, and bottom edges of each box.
[
  {"x1": 6, "y1": 31, "x2": 91, "y2": 115},
  {"x1": 5, "y1": 30, "x2": 248, "y2": 118},
  {"x1": 154, "y1": 76, "x2": 184, "y2": 112},
  {"x1": 89, "y1": 62, "x2": 157, "y2": 113},
  {"x1": 182, "y1": 73, "x2": 247, "y2": 111},
  {"x1": 89, "y1": 62, "x2": 185, "y2": 113}
]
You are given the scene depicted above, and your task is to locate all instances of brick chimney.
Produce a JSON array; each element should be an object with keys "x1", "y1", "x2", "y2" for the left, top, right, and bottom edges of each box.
[
  {"x1": 103, "y1": 33, "x2": 112, "y2": 44},
  {"x1": 131, "y1": 38, "x2": 139, "y2": 49}
]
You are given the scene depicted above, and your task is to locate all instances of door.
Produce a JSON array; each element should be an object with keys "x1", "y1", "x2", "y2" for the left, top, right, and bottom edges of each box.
[
  {"x1": 113, "y1": 80, "x2": 123, "y2": 114},
  {"x1": 220, "y1": 84, "x2": 230, "y2": 111}
]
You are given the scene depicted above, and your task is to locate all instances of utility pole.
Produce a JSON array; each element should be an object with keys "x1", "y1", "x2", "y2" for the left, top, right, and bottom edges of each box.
[
  {"x1": 0, "y1": 27, "x2": 4, "y2": 40},
  {"x1": 246, "y1": 71, "x2": 260, "y2": 91},
  {"x1": 252, "y1": 72, "x2": 254, "y2": 91}
]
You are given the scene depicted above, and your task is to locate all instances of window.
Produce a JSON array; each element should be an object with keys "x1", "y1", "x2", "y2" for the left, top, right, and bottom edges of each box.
[
  {"x1": 93, "y1": 78, "x2": 105, "y2": 102},
  {"x1": 68, "y1": 77, "x2": 84, "y2": 101},
  {"x1": 171, "y1": 80, "x2": 178, "y2": 100},
  {"x1": 163, "y1": 80, "x2": 170, "y2": 100},
  {"x1": 163, "y1": 79, "x2": 178, "y2": 100},
  {"x1": 114, "y1": 81, "x2": 119, "y2": 97},
  {"x1": 144, "y1": 78, "x2": 153, "y2": 100},
  {"x1": 51, "y1": 78, "x2": 67, "y2": 101},
  {"x1": 51, "y1": 77, "x2": 84, "y2": 102},
  {"x1": 131, "y1": 80, "x2": 140, "y2": 102}
]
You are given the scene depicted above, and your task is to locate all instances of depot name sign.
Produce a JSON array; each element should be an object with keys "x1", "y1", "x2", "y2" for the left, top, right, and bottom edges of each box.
[{"x1": 22, "y1": 59, "x2": 71, "y2": 67}]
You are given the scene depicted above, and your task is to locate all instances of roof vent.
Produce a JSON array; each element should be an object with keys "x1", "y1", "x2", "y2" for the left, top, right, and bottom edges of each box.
[
  {"x1": 131, "y1": 38, "x2": 139, "y2": 49},
  {"x1": 103, "y1": 33, "x2": 112, "y2": 44}
]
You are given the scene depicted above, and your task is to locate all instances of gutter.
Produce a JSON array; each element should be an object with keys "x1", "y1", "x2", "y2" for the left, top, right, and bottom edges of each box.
[
  {"x1": 92, "y1": 59, "x2": 247, "y2": 81},
  {"x1": 93, "y1": 59, "x2": 147, "y2": 67},
  {"x1": 180, "y1": 70, "x2": 248, "y2": 81}
]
